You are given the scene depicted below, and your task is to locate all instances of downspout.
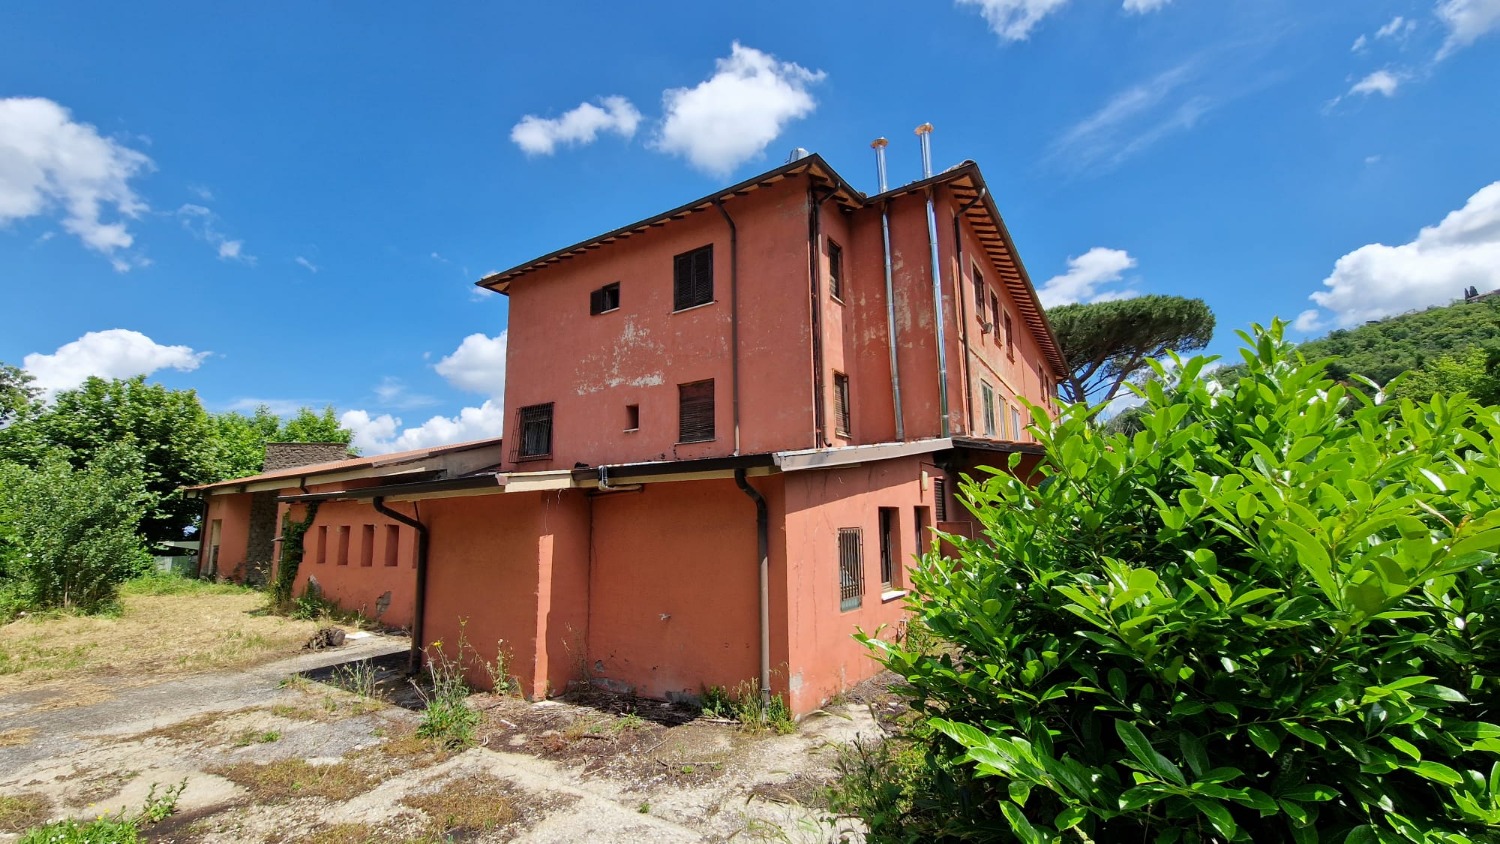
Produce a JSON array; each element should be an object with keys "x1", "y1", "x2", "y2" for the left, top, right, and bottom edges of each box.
[
  {"x1": 373, "y1": 496, "x2": 429, "y2": 675},
  {"x1": 872, "y1": 138, "x2": 905, "y2": 441},
  {"x1": 916, "y1": 124, "x2": 951, "y2": 437},
  {"x1": 712, "y1": 198, "x2": 742, "y2": 456},
  {"x1": 952, "y1": 188, "x2": 988, "y2": 434},
  {"x1": 734, "y1": 469, "x2": 771, "y2": 706},
  {"x1": 807, "y1": 181, "x2": 829, "y2": 448}
]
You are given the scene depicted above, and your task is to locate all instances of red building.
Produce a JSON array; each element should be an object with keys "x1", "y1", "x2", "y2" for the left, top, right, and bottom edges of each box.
[{"x1": 191, "y1": 145, "x2": 1065, "y2": 715}]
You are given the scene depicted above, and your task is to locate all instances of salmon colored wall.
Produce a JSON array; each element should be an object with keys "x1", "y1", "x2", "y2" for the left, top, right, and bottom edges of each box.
[
  {"x1": 781, "y1": 456, "x2": 934, "y2": 713},
  {"x1": 586, "y1": 477, "x2": 788, "y2": 704},
  {"x1": 532, "y1": 491, "x2": 592, "y2": 698},
  {"x1": 501, "y1": 177, "x2": 817, "y2": 471},
  {"x1": 289, "y1": 499, "x2": 420, "y2": 629},
  {"x1": 200, "y1": 493, "x2": 251, "y2": 578}
]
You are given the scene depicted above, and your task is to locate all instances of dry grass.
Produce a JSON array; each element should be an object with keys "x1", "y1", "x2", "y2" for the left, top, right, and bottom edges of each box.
[
  {"x1": 214, "y1": 758, "x2": 374, "y2": 803},
  {"x1": 402, "y1": 772, "x2": 519, "y2": 835},
  {"x1": 0, "y1": 793, "x2": 51, "y2": 832},
  {"x1": 0, "y1": 727, "x2": 36, "y2": 747},
  {"x1": 360, "y1": 726, "x2": 455, "y2": 770},
  {"x1": 0, "y1": 591, "x2": 320, "y2": 696}
]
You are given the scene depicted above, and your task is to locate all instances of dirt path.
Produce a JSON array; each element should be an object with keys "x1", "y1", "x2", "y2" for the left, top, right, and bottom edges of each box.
[{"x1": 0, "y1": 635, "x2": 871, "y2": 842}]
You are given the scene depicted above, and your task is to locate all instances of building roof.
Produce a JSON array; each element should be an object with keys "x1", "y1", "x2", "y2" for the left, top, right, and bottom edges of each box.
[
  {"x1": 474, "y1": 153, "x2": 1066, "y2": 377},
  {"x1": 186, "y1": 436, "x2": 504, "y2": 494}
]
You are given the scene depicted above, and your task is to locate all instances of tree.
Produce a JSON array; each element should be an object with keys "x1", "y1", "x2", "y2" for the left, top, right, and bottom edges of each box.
[
  {"x1": 1390, "y1": 346, "x2": 1500, "y2": 406},
  {"x1": 209, "y1": 404, "x2": 355, "y2": 481},
  {"x1": 280, "y1": 406, "x2": 354, "y2": 448},
  {"x1": 27, "y1": 376, "x2": 217, "y2": 544},
  {"x1": 0, "y1": 362, "x2": 39, "y2": 427},
  {"x1": 859, "y1": 323, "x2": 1500, "y2": 842},
  {"x1": 1048, "y1": 295, "x2": 1215, "y2": 405},
  {"x1": 0, "y1": 443, "x2": 153, "y2": 614}
]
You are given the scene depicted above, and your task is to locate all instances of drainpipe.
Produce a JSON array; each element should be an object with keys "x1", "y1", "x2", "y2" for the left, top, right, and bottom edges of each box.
[
  {"x1": 734, "y1": 469, "x2": 771, "y2": 706},
  {"x1": 871, "y1": 138, "x2": 905, "y2": 441},
  {"x1": 916, "y1": 123, "x2": 951, "y2": 438},
  {"x1": 952, "y1": 188, "x2": 988, "y2": 434},
  {"x1": 373, "y1": 496, "x2": 429, "y2": 675},
  {"x1": 712, "y1": 198, "x2": 742, "y2": 456},
  {"x1": 807, "y1": 181, "x2": 829, "y2": 448}
]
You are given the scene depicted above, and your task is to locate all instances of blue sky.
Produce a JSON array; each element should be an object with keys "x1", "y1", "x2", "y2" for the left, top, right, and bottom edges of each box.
[{"x1": 2, "y1": 1, "x2": 1497, "y2": 452}]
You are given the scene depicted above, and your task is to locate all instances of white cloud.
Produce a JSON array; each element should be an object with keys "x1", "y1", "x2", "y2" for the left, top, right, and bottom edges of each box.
[
  {"x1": 434, "y1": 332, "x2": 507, "y2": 398},
  {"x1": 1050, "y1": 61, "x2": 1216, "y2": 172},
  {"x1": 0, "y1": 97, "x2": 152, "y2": 267},
  {"x1": 23, "y1": 329, "x2": 208, "y2": 397},
  {"x1": 1437, "y1": 0, "x2": 1500, "y2": 58},
  {"x1": 1304, "y1": 181, "x2": 1500, "y2": 327},
  {"x1": 372, "y1": 376, "x2": 438, "y2": 410},
  {"x1": 176, "y1": 203, "x2": 254, "y2": 264},
  {"x1": 958, "y1": 0, "x2": 1172, "y2": 39},
  {"x1": 295, "y1": 256, "x2": 318, "y2": 273},
  {"x1": 653, "y1": 43, "x2": 825, "y2": 176},
  {"x1": 510, "y1": 96, "x2": 641, "y2": 156},
  {"x1": 341, "y1": 401, "x2": 505, "y2": 455},
  {"x1": 1122, "y1": 0, "x2": 1173, "y2": 12},
  {"x1": 1352, "y1": 34, "x2": 1369, "y2": 52},
  {"x1": 1037, "y1": 247, "x2": 1138, "y2": 308},
  {"x1": 1349, "y1": 70, "x2": 1402, "y2": 97},
  {"x1": 1376, "y1": 15, "x2": 1417, "y2": 39}
]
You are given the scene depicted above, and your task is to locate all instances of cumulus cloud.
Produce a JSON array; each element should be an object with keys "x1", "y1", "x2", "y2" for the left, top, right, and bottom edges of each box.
[
  {"x1": 510, "y1": 96, "x2": 642, "y2": 156},
  {"x1": 1349, "y1": 70, "x2": 1402, "y2": 97},
  {"x1": 341, "y1": 401, "x2": 505, "y2": 455},
  {"x1": 0, "y1": 97, "x2": 152, "y2": 267},
  {"x1": 176, "y1": 203, "x2": 254, "y2": 264},
  {"x1": 1036, "y1": 247, "x2": 1139, "y2": 308},
  {"x1": 653, "y1": 43, "x2": 825, "y2": 176},
  {"x1": 1376, "y1": 15, "x2": 1417, "y2": 39},
  {"x1": 434, "y1": 331, "x2": 507, "y2": 398},
  {"x1": 1351, "y1": 34, "x2": 1370, "y2": 52},
  {"x1": 957, "y1": 0, "x2": 1173, "y2": 40},
  {"x1": 1437, "y1": 0, "x2": 1500, "y2": 58},
  {"x1": 1122, "y1": 0, "x2": 1174, "y2": 12},
  {"x1": 23, "y1": 329, "x2": 208, "y2": 397},
  {"x1": 1303, "y1": 181, "x2": 1500, "y2": 327}
]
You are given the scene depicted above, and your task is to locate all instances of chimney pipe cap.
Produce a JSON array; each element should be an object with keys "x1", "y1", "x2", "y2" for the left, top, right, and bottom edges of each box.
[
  {"x1": 871, "y1": 137, "x2": 889, "y2": 149},
  {"x1": 914, "y1": 123, "x2": 934, "y2": 135}
]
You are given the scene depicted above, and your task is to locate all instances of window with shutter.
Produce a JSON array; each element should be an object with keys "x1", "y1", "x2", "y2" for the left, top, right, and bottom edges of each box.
[
  {"x1": 828, "y1": 240, "x2": 845, "y2": 301},
  {"x1": 990, "y1": 293, "x2": 1000, "y2": 342},
  {"x1": 878, "y1": 508, "x2": 897, "y2": 590},
  {"x1": 514, "y1": 403, "x2": 553, "y2": 460},
  {"x1": 678, "y1": 380, "x2": 715, "y2": 443},
  {"x1": 933, "y1": 477, "x2": 948, "y2": 522},
  {"x1": 833, "y1": 372, "x2": 851, "y2": 437},
  {"x1": 839, "y1": 527, "x2": 864, "y2": 611},
  {"x1": 1004, "y1": 310, "x2": 1015, "y2": 360},
  {"x1": 673, "y1": 245, "x2": 713, "y2": 311},
  {"x1": 1012, "y1": 405, "x2": 1024, "y2": 442},
  {"x1": 590, "y1": 282, "x2": 620, "y2": 315}
]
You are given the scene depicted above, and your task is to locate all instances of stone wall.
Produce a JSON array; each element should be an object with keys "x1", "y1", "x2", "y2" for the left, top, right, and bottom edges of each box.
[{"x1": 262, "y1": 442, "x2": 351, "y2": 472}]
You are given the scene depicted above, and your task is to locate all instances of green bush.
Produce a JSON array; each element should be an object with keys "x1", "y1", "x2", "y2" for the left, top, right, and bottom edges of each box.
[
  {"x1": 0, "y1": 444, "x2": 153, "y2": 615},
  {"x1": 860, "y1": 323, "x2": 1500, "y2": 842}
]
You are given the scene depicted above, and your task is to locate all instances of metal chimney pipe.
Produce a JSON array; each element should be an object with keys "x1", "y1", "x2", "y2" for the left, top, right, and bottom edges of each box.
[
  {"x1": 915, "y1": 122, "x2": 951, "y2": 437},
  {"x1": 873, "y1": 137, "x2": 904, "y2": 439},
  {"x1": 871, "y1": 137, "x2": 889, "y2": 193}
]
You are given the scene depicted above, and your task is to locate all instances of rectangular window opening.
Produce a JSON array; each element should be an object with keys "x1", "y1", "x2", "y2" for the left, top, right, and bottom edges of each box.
[
  {"x1": 384, "y1": 525, "x2": 400, "y2": 567},
  {"x1": 514, "y1": 403, "x2": 554, "y2": 460},
  {"x1": 315, "y1": 524, "x2": 328, "y2": 565},
  {"x1": 590, "y1": 281, "x2": 621, "y2": 315},
  {"x1": 678, "y1": 379, "x2": 715, "y2": 443},
  {"x1": 990, "y1": 292, "x2": 1001, "y2": 342},
  {"x1": 1004, "y1": 310, "x2": 1015, "y2": 360},
  {"x1": 828, "y1": 240, "x2": 845, "y2": 301},
  {"x1": 933, "y1": 478, "x2": 948, "y2": 522},
  {"x1": 625, "y1": 404, "x2": 640, "y2": 431},
  {"x1": 879, "y1": 508, "x2": 898, "y2": 591},
  {"x1": 972, "y1": 263, "x2": 985, "y2": 314},
  {"x1": 839, "y1": 527, "x2": 864, "y2": 611},
  {"x1": 981, "y1": 381, "x2": 996, "y2": 438},
  {"x1": 673, "y1": 245, "x2": 714, "y2": 311},
  {"x1": 1012, "y1": 405, "x2": 1024, "y2": 442},
  {"x1": 914, "y1": 506, "x2": 930, "y2": 561},
  {"x1": 833, "y1": 372, "x2": 851, "y2": 438},
  {"x1": 336, "y1": 525, "x2": 350, "y2": 566},
  {"x1": 359, "y1": 524, "x2": 374, "y2": 567}
]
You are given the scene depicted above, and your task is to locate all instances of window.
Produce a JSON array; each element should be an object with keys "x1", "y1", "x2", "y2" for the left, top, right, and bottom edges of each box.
[
  {"x1": 1004, "y1": 310, "x2": 1015, "y2": 360},
  {"x1": 981, "y1": 381, "x2": 996, "y2": 437},
  {"x1": 972, "y1": 262, "x2": 985, "y2": 314},
  {"x1": 990, "y1": 293, "x2": 1000, "y2": 341},
  {"x1": 1012, "y1": 405, "x2": 1024, "y2": 442},
  {"x1": 678, "y1": 379, "x2": 715, "y2": 442},
  {"x1": 360, "y1": 524, "x2": 374, "y2": 567},
  {"x1": 515, "y1": 403, "x2": 554, "y2": 460},
  {"x1": 625, "y1": 404, "x2": 639, "y2": 431},
  {"x1": 839, "y1": 527, "x2": 864, "y2": 611},
  {"x1": 933, "y1": 477, "x2": 948, "y2": 522},
  {"x1": 833, "y1": 372, "x2": 851, "y2": 437},
  {"x1": 879, "y1": 508, "x2": 898, "y2": 590},
  {"x1": 384, "y1": 525, "x2": 400, "y2": 567},
  {"x1": 914, "y1": 506, "x2": 930, "y2": 559},
  {"x1": 314, "y1": 525, "x2": 327, "y2": 564},
  {"x1": 828, "y1": 240, "x2": 845, "y2": 301},
  {"x1": 590, "y1": 282, "x2": 621, "y2": 315},
  {"x1": 336, "y1": 525, "x2": 350, "y2": 566},
  {"x1": 673, "y1": 245, "x2": 713, "y2": 311}
]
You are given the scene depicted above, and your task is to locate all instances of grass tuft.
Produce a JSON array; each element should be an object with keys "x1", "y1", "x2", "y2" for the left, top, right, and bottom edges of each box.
[{"x1": 213, "y1": 758, "x2": 372, "y2": 803}]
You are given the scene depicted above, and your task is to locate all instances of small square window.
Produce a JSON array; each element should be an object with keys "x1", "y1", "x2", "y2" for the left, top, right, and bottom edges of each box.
[
  {"x1": 673, "y1": 245, "x2": 713, "y2": 311},
  {"x1": 828, "y1": 240, "x2": 845, "y2": 301},
  {"x1": 625, "y1": 404, "x2": 639, "y2": 431},
  {"x1": 590, "y1": 282, "x2": 621, "y2": 315},
  {"x1": 515, "y1": 403, "x2": 554, "y2": 460}
]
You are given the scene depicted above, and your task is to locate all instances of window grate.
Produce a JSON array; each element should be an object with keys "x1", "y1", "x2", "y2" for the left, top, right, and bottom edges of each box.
[
  {"x1": 590, "y1": 282, "x2": 621, "y2": 315},
  {"x1": 933, "y1": 478, "x2": 948, "y2": 522},
  {"x1": 673, "y1": 245, "x2": 713, "y2": 311},
  {"x1": 513, "y1": 403, "x2": 554, "y2": 460},
  {"x1": 839, "y1": 527, "x2": 864, "y2": 611},
  {"x1": 828, "y1": 240, "x2": 845, "y2": 300},
  {"x1": 833, "y1": 372, "x2": 851, "y2": 438},
  {"x1": 678, "y1": 380, "x2": 715, "y2": 443}
]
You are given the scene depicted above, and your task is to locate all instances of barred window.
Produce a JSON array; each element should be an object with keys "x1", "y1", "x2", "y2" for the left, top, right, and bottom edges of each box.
[
  {"x1": 515, "y1": 403, "x2": 553, "y2": 460},
  {"x1": 678, "y1": 380, "x2": 715, "y2": 443},
  {"x1": 839, "y1": 527, "x2": 864, "y2": 611},
  {"x1": 673, "y1": 245, "x2": 713, "y2": 311}
]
